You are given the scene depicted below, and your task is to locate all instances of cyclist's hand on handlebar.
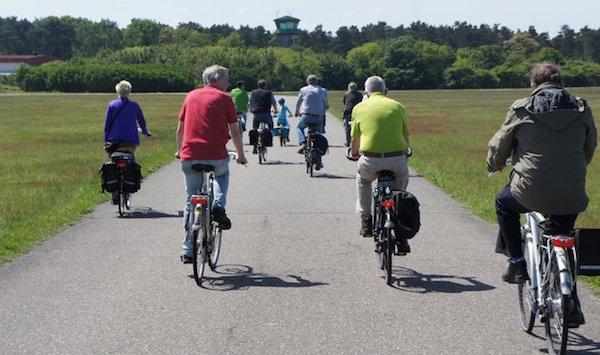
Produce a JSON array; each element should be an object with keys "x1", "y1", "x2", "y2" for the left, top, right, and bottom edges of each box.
[
  {"x1": 175, "y1": 151, "x2": 180, "y2": 159},
  {"x1": 345, "y1": 147, "x2": 359, "y2": 161},
  {"x1": 236, "y1": 156, "x2": 248, "y2": 165}
]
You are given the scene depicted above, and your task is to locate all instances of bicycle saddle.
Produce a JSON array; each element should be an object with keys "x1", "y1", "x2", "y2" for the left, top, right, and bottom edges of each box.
[{"x1": 192, "y1": 164, "x2": 215, "y2": 172}]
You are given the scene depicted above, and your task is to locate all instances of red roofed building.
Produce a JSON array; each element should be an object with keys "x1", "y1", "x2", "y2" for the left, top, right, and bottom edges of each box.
[{"x1": 0, "y1": 55, "x2": 61, "y2": 75}]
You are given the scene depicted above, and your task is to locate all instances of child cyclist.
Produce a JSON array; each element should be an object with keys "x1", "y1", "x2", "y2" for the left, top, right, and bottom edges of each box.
[{"x1": 275, "y1": 98, "x2": 293, "y2": 142}]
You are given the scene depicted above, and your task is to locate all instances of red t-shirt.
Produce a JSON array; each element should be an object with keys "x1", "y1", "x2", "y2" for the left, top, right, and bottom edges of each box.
[{"x1": 179, "y1": 85, "x2": 238, "y2": 161}]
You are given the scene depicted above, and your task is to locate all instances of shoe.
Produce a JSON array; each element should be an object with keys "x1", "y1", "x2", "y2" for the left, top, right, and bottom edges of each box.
[
  {"x1": 315, "y1": 164, "x2": 323, "y2": 171},
  {"x1": 567, "y1": 299, "x2": 586, "y2": 328},
  {"x1": 344, "y1": 142, "x2": 349, "y2": 147},
  {"x1": 252, "y1": 146, "x2": 257, "y2": 154},
  {"x1": 396, "y1": 236, "x2": 411, "y2": 255},
  {"x1": 502, "y1": 259, "x2": 529, "y2": 284},
  {"x1": 360, "y1": 215, "x2": 372, "y2": 238},
  {"x1": 212, "y1": 208, "x2": 231, "y2": 230},
  {"x1": 181, "y1": 255, "x2": 193, "y2": 264},
  {"x1": 111, "y1": 199, "x2": 118, "y2": 205},
  {"x1": 297, "y1": 145, "x2": 306, "y2": 154}
]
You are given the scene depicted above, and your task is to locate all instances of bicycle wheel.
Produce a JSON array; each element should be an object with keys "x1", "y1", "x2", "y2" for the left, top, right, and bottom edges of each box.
[
  {"x1": 192, "y1": 207, "x2": 208, "y2": 285},
  {"x1": 118, "y1": 186, "x2": 125, "y2": 217},
  {"x1": 383, "y1": 228, "x2": 393, "y2": 285},
  {"x1": 125, "y1": 193, "x2": 131, "y2": 210},
  {"x1": 518, "y1": 240, "x2": 536, "y2": 333},
  {"x1": 545, "y1": 258, "x2": 569, "y2": 355},
  {"x1": 208, "y1": 225, "x2": 222, "y2": 270}
]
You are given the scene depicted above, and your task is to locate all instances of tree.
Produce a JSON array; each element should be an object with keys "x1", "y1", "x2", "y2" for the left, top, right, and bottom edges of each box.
[
  {"x1": 503, "y1": 32, "x2": 540, "y2": 58},
  {"x1": 27, "y1": 16, "x2": 75, "y2": 58},
  {"x1": 123, "y1": 19, "x2": 164, "y2": 47},
  {"x1": 331, "y1": 26, "x2": 361, "y2": 56},
  {"x1": 0, "y1": 17, "x2": 32, "y2": 54}
]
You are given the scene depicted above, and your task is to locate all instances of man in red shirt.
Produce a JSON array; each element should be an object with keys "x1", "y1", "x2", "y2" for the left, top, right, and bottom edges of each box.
[{"x1": 176, "y1": 64, "x2": 247, "y2": 263}]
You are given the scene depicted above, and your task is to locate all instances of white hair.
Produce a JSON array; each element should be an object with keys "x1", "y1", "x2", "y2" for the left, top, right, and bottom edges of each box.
[
  {"x1": 202, "y1": 65, "x2": 229, "y2": 85},
  {"x1": 364, "y1": 76, "x2": 386, "y2": 94},
  {"x1": 115, "y1": 80, "x2": 132, "y2": 97}
]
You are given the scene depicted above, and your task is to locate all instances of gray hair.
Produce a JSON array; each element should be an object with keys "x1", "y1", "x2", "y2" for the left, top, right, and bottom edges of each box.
[
  {"x1": 115, "y1": 80, "x2": 132, "y2": 97},
  {"x1": 364, "y1": 76, "x2": 386, "y2": 94},
  {"x1": 347, "y1": 81, "x2": 358, "y2": 91},
  {"x1": 306, "y1": 74, "x2": 318, "y2": 85},
  {"x1": 202, "y1": 64, "x2": 229, "y2": 85}
]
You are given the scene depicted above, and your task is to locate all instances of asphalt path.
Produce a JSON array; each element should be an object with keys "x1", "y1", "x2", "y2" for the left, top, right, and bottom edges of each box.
[{"x1": 1, "y1": 96, "x2": 599, "y2": 354}]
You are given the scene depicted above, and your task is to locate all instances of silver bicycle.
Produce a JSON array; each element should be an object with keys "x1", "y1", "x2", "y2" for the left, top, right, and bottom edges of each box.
[{"x1": 518, "y1": 211, "x2": 579, "y2": 355}]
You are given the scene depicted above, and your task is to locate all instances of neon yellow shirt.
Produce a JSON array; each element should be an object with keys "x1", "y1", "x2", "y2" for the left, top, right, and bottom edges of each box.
[{"x1": 351, "y1": 93, "x2": 409, "y2": 152}]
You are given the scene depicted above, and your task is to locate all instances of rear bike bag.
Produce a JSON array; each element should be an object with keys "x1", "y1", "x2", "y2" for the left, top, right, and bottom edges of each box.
[
  {"x1": 248, "y1": 129, "x2": 258, "y2": 146},
  {"x1": 574, "y1": 228, "x2": 600, "y2": 276},
  {"x1": 312, "y1": 133, "x2": 328, "y2": 155},
  {"x1": 99, "y1": 161, "x2": 118, "y2": 193},
  {"x1": 123, "y1": 162, "x2": 142, "y2": 193},
  {"x1": 261, "y1": 129, "x2": 273, "y2": 147},
  {"x1": 392, "y1": 190, "x2": 421, "y2": 239}
]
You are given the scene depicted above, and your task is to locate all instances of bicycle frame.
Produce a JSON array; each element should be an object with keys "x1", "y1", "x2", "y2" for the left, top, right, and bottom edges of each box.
[
  {"x1": 372, "y1": 173, "x2": 397, "y2": 285},
  {"x1": 257, "y1": 121, "x2": 268, "y2": 164}
]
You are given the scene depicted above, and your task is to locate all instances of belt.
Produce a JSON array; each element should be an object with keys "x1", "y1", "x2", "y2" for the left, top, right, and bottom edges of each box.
[
  {"x1": 361, "y1": 150, "x2": 406, "y2": 158},
  {"x1": 302, "y1": 113, "x2": 321, "y2": 116}
]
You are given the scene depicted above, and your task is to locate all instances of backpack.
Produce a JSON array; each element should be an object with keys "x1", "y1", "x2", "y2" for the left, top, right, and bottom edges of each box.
[
  {"x1": 99, "y1": 161, "x2": 119, "y2": 193},
  {"x1": 393, "y1": 190, "x2": 421, "y2": 239}
]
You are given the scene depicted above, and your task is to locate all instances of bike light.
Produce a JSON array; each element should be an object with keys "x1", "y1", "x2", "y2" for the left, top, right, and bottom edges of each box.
[
  {"x1": 117, "y1": 161, "x2": 127, "y2": 168},
  {"x1": 381, "y1": 200, "x2": 395, "y2": 207},
  {"x1": 190, "y1": 196, "x2": 207, "y2": 205},
  {"x1": 552, "y1": 237, "x2": 575, "y2": 248}
]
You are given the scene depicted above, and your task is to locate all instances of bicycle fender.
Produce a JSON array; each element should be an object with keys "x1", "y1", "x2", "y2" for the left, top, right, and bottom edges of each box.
[{"x1": 554, "y1": 247, "x2": 573, "y2": 296}]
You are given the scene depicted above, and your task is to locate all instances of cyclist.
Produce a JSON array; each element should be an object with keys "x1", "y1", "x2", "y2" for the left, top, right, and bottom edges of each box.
[
  {"x1": 103, "y1": 80, "x2": 151, "y2": 204},
  {"x1": 230, "y1": 80, "x2": 249, "y2": 132},
  {"x1": 350, "y1": 76, "x2": 410, "y2": 252},
  {"x1": 487, "y1": 62, "x2": 596, "y2": 325},
  {"x1": 176, "y1": 65, "x2": 247, "y2": 264},
  {"x1": 342, "y1": 81, "x2": 363, "y2": 147},
  {"x1": 295, "y1": 74, "x2": 328, "y2": 169},
  {"x1": 250, "y1": 79, "x2": 277, "y2": 154},
  {"x1": 275, "y1": 98, "x2": 292, "y2": 142}
]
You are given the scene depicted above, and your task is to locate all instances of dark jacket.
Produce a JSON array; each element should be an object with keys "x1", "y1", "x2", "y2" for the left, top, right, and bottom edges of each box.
[
  {"x1": 487, "y1": 82, "x2": 597, "y2": 214},
  {"x1": 250, "y1": 88, "x2": 274, "y2": 113},
  {"x1": 342, "y1": 90, "x2": 363, "y2": 119}
]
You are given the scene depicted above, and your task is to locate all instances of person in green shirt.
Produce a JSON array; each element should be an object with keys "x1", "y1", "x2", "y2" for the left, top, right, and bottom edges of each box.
[
  {"x1": 350, "y1": 75, "x2": 411, "y2": 244},
  {"x1": 230, "y1": 81, "x2": 249, "y2": 131}
]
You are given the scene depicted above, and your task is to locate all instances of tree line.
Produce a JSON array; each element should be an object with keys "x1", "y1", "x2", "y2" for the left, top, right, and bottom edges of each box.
[{"x1": 3, "y1": 16, "x2": 600, "y2": 91}]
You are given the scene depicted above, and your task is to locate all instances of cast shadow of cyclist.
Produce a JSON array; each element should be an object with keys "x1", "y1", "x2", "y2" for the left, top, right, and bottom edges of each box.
[
  {"x1": 388, "y1": 267, "x2": 494, "y2": 294},
  {"x1": 119, "y1": 207, "x2": 180, "y2": 219},
  {"x1": 260, "y1": 160, "x2": 304, "y2": 165},
  {"x1": 195, "y1": 264, "x2": 328, "y2": 291},
  {"x1": 554, "y1": 332, "x2": 600, "y2": 354}
]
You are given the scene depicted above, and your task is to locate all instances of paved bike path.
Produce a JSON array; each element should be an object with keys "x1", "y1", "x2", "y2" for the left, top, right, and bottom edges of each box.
[{"x1": 1, "y1": 96, "x2": 598, "y2": 354}]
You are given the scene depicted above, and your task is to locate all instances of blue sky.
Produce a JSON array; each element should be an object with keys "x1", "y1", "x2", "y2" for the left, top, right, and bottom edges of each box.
[{"x1": 5, "y1": 0, "x2": 599, "y2": 37}]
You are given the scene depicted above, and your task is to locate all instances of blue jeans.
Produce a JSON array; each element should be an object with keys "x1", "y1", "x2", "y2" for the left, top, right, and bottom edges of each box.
[
  {"x1": 252, "y1": 112, "x2": 273, "y2": 130},
  {"x1": 296, "y1": 114, "x2": 324, "y2": 165},
  {"x1": 181, "y1": 157, "x2": 230, "y2": 257}
]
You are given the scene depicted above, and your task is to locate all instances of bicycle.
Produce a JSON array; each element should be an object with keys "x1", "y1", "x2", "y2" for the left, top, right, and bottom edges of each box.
[
  {"x1": 237, "y1": 112, "x2": 245, "y2": 142},
  {"x1": 110, "y1": 151, "x2": 133, "y2": 217},
  {"x1": 489, "y1": 168, "x2": 582, "y2": 355},
  {"x1": 186, "y1": 164, "x2": 223, "y2": 286},
  {"x1": 256, "y1": 121, "x2": 268, "y2": 164},
  {"x1": 518, "y1": 211, "x2": 579, "y2": 354},
  {"x1": 346, "y1": 148, "x2": 413, "y2": 285},
  {"x1": 304, "y1": 125, "x2": 320, "y2": 177},
  {"x1": 273, "y1": 114, "x2": 291, "y2": 146}
]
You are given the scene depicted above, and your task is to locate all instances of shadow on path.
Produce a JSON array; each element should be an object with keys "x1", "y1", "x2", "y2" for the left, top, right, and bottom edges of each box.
[
  {"x1": 120, "y1": 207, "x2": 180, "y2": 219},
  {"x1": 388, "y1": 267, "x2": 495, "y2": 293},
  {"x1": 190, "y1": 264, "x2": 328, "y2": 291}
]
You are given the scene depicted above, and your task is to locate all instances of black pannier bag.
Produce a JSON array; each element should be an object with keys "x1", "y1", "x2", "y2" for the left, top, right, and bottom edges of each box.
[
  {"x1": 262, "y1": 129, "x2": 273, "y2": 147},
  {"x1": 99, "y1": 161, "x2": 118, "y2": 193},
  {"x1": 123, "y1": 162, "x2": 142, "y2": 193},
  {"x1": 313, "y1": 133, "x2": 328, "y2": 155},
  {"x1": 392, "y1": 190, "x2": 421, "y2": 239},
  {"x1": 248, "y1": 129, "x2": 258, "y2": 146},
  {"x1": 574, "y1": 228, "x2": 600, "y2": 276}
]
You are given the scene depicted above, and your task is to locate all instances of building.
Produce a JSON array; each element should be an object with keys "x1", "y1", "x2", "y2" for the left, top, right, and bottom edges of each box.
[
  {"x1": 0, "y1": 55, "x2": 60, "y2": 75},
  {"x1": 274, "y1": 16, "x2": 300, "y2": 47}
]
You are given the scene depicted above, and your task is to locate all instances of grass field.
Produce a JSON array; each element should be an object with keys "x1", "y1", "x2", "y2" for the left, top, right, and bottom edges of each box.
[{"x1": 1, "y1": 89, "x2": 598, "y2": 291}]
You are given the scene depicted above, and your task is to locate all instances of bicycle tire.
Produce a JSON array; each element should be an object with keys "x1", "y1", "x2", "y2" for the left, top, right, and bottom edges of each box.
[
  {"x1": 518, "y1": 239, "x2": 536, "y2": 333},
  {"x1": 545, "y1": 257, "x2": 570, "y2": 355},
  {"x1": 384, "y1": 228, "x2": 393, "y2": 285},
  {"x1": 208, "y1": 226, "x2": 222, "y2": 270},
  {"x1": 192, "y1": 206, "x2": 208, "y2": 286},
  {"x1": 373, "y1": 195, "x2": 384, "y2": 270},
  {"x1": 118, "y1": 181, "x2": 125, "y2": 216},
  {"x1": 125, "y1": 193, "x2": 131, "y2": 210}
]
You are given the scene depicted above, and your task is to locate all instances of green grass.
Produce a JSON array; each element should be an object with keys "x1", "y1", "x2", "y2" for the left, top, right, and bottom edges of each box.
[
  {"x1": 0, "y1": 93, "x2": 185, "y2": 264},
  {"x1": 328, "y1": 87, "x2": 600, "y2": 293}
]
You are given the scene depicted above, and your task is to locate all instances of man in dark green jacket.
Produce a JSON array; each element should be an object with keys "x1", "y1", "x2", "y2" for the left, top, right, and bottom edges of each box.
[{"x1": 487, "y1": 62, "x2": 597, "y2": 326}]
